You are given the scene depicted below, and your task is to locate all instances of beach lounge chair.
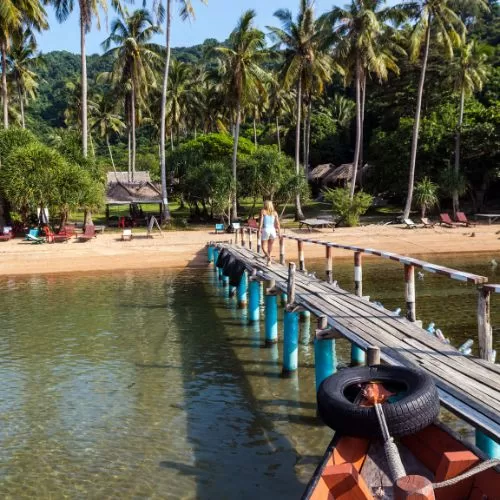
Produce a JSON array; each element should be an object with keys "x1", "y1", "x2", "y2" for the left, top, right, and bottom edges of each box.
[
  {"x1": 122, "y1": 229, "x2": 133, "y2": 241},
  {"x1": 42, "y1": 226, "x2": 55, "y2": 243},
  {"x1": 299, "y1": 218, "x2": 335, "y2": 232},
  {"x1": 439, "y1": 213, "x2": 458, "y2": 227},
  {"x1": 456, "y1": 211, "x2": 476, "y2": 227},
  {"x1": 0, "y1": 226, "x2": 13, "y2": 241},
  {"x1": 404, "y1": 218, "x2": 417, "y2": 229},
  {"x1": 25, "y1": 228, "x2": 40, "y2": 241},
  {"x1": 231, "y1": 222, "x2": 241, "y2": 232},
  {"x1": 421, "y1": 217, "x2": 434, "y2": 228},
  {"x1": 26, "y1": 233, "x2": 45, "y2": 244},
  {"x1": 54, "y1": 225, "x2": 75, "y2": 243},
  {"x1": 247, "y1": 218, "x2": 259, "y2": 230},
  {"x1": 215, "y1": 223, "x2": 225, "y2": 234},
  {"x1": 78, "y1": 225, "x2": 96, "y2": 242}
]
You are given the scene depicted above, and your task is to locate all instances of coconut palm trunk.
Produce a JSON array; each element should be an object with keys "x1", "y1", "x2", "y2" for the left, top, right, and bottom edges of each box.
[
  {"x1": 453, "y1": 85, "x2": 465, "y2": 218},
  {"x1": 1, "y1": 41, "x2": 8, "y2": 129},
  {"x1": 106, "y1": 136, "x2": 117, "y2": 176},
  {"x1": 231, "y1": 100, "x2": 241, "y2": 220},
  {"x1": 80, "y1": 12, "x2": 88, "y2": 157},
  {"x1": 350, "y1": 57, "x2": 362, "y2": 200},
  {"x1": 18, "y1": 85, "x2": 25, "y2": 129},
  {"x1": 403, "y1": 20, "x2": 431, "y2": 220},
  {"x1": 276, "y1": 116, "x2": 281, "y2": 152},
  {"x1": 159, "y1": 0, "x2": 172, "y2": 221},
  {"x1": 295, "y1": 76, "x2": 304, "y2": 220},
  {"x1": 358, "y1": 75, "x2": 366, "y2": 187},
  {"x1": 131, "y1": 84, "x2": 136, "y2": 182},
  {"x1": 253, "y1": 117, "x2": 257, "y2": 147},
  {"x1": 305, "y1": 99, "x2": 312, "y2": 173},
  {"x1": 127, "y1": 127, "x2": 132, "y2": 182}
]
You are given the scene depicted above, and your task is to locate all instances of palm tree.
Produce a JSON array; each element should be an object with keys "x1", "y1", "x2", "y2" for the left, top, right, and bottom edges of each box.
[
  {"x1": 450, "y1": 40, "x2": 488, "y2": 216},
  {"x1": 268, "y1": 0, "x2": 334, "y2": 220},
  {"x1": 401, "y1": 0, "x2": 480, "y2": 219},
  {"x1": 215, "y1": 10, "x2": 268, "y2": 220},
  {"x1": 157, "y1": 0, "x2": 207, "y2": 222},
  {"x1": 101, "y1": 8, "x2": 161, "y2": 182},
  {"x1": 267, "y1": 76, "x2": 295, "y2": 153},
  {"x1": 51, "y1": 0, "x2": 123, "y2": 157},
  {"x1": 90, "y1": 95, "x2": 126, "y2": 176},
  {"x1": 414, "y1": 176, "x2": 439, "y2": 218},
  {"x1": 322, "y1": 0, "x2": 406, "y2": 200},
  {"x1": 0, "y1": 0, "x2": 47, "y2": 129},
  {"x1": 7, "y1": 29, "x2": 43, "y2": 129}
]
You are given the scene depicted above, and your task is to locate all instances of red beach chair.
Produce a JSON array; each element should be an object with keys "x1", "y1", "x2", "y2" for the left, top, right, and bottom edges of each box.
[
  {"x1": 439, "y1": 213, "x2": 458, "y2": 228},
  {"x1": 54, "y1": 225, "x2": 75, "y2": 243},
  {"x1": 456, "y1": 211, "x2": 476, "y2": 227},
  {"x1": 77, "y1": 225, "x2": 96, "y2": 242}
]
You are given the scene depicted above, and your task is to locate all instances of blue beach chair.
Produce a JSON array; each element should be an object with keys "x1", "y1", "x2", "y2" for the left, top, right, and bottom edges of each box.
[{"x1": 215, "y1": 223, "x2": 225, "y2": 234}]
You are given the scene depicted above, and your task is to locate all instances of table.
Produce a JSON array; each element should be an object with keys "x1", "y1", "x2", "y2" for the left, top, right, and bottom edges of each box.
[
  {"x1": 299, "y1": 218, "x2": 335, "y2": 232},
  {"x1": 475, "y1": 214, "x2": 500, "y2": 224}
]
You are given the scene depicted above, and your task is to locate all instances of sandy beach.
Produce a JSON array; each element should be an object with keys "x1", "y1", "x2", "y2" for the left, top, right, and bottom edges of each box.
[{"x1": 0, "y1": 223, "x2": 499, "y2": 277}]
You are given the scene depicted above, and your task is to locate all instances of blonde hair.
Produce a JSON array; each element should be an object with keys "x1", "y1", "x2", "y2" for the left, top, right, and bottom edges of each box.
[{"x1": 263, "y1": 200, "x2": 275, "y2": 215}]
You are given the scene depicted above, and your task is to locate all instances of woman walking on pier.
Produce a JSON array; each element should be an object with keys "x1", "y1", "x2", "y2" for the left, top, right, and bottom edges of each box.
[{"x1": 259, "y1": 200, "x2": 281, "y2": 264}]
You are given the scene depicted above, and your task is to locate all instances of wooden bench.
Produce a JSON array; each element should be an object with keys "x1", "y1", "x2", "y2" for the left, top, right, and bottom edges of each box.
[{"x1": 299, "y1": 218, "x2": 335, "y2": 232}]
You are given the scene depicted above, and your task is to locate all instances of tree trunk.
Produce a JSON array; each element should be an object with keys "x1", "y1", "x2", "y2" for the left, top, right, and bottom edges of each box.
[
  {"x1": 306, "y1": 99, "x2": 312, "y2": 172},
  {"x1": 303, "y1": 101, "x2": 307, "y2": 169},
  {"x1": 453, "y1": 85, "x2": 465, "y2": 218},
  {"x1": 295, "y1": 75, "x2": 304, "y2": 220},
  {"x1": 403, "y1": 19, "x2": 431, "y2": 219},
  {"x1": 170, "y1": 129, "x2": 174, "y2": 151},
  {"x1": 276, "y1": 116, "x2": 281, "y2": 153},
  {"x1": 1, "y1": 42, "x2": 9, "y2": 129},
  {"x1": 131, "y1": 85, "x2": 136, "y2": 182},
  {"x1": 159, "y1": 0, "x2": 172, "y2": 221},
  {"x1": 127, "y1": 128, "x2": 132, "y2": 183},
  {"x1": 18, "y1": 82, "x2": 26, "y2": 129},
  {"x1": 231, "y1": 100, "x2": 241, "y2": 221},
  {"x1": 83, "y1": 210, "x2": 93, "y2": 228},
  {"x1": 358, "y1": 75, "x2": 366, "y2": 187},
  {"x1": 107, "y1": 136, "x2": 118, "y2": 179},
  {"x1": 253, "y1": 117, "x2": 257, "y2": 147},
  {"x1": 350, "y1": 56, "x2": 362, "y2": 200},
  {"x1": 80, "y1": 13, "x2": 88, "y2": 157}
]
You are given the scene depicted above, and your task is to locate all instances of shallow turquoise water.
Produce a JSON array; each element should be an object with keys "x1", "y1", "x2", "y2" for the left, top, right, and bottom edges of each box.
[{"x1": 0, "y1": 254, "x2": 498, "y2": 498}]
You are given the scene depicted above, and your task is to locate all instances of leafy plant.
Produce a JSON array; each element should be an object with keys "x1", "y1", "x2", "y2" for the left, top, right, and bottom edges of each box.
[
  {"x1": 414, "y1": 177, "x2": 439, "y2": 218},
  {"x1": 323, "y1": 187, "x2": 373, "y2": 227}
]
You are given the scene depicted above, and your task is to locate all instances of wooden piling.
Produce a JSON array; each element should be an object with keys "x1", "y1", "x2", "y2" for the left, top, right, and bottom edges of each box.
[
  {"x1": 235, "y1": 228, "x2": 239, "y2": 245},
  {"x1": 326, "y1": 246, "x2": 333, "y2": 283},
  {"x1": 248, "y1": 273, "x2": 260, "y2": 322},
  {"x1": 354, "y1": 252, "x2": 362, "y2": 297},
  {"x1": 367, "y1": 346, "x2": 381, "y2": 366},
  {"x1": 405, "y1": 264, "x2": 416, "y2": 322},
  {"x1": 279, "y1": 236, "x2": 285, "y2": 265},
  {"x1": 477, "y1": 286, "x2": 493, "y2": 361},
  {"x1": 247, "y1": 228, "x2": 252, "y2": 249},
  {"x1": 287, "y1": 262, "x2": 296, "y2": 305},
  {"x1": 257, "y1": 230, "x2": 261, "y2": 254},
  {"x1": 237, "y1": 271, "x2": 248, "y2": 308},
  {"x1": 298, "y1": 240, "x2": 305, "y2": 272},
  {"x1": 240, "y1": 228, "x2": 245, "y2": 247}
]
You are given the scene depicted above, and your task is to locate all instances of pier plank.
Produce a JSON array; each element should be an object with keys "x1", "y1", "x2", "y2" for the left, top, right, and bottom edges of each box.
[{"x1": 219, "y1": 244, "x2": 500, "y2": 441}]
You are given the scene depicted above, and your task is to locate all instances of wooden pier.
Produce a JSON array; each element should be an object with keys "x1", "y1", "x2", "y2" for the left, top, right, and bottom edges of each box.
[{"x1": 211, "y1": 237, "x2": 500, "y2": 450}]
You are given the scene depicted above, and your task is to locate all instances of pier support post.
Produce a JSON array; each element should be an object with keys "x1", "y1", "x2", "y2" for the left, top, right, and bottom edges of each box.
[
  {"x1": 367, "y1": 346, "x2": 381, "y2": 366},
  {"x1": 326, "y1": 246, "x2": 333, "y2": 283},
  {"x1": 279, "y1": 236, "x2": 285, "y2": 265},
  {"x1": 477, "y1": 287, "x2": 493, "y2": 361},
  {"x1": 405, "y1": 264, "x2": 416, "y2": 322},
  {"x1": 298, "y1": 240, "x2": 305, "y2": 272},
  {"x1": 300, "y1": 310, "x2": 311, "y2": 323},
  {"x1": 351, "y1": 344, "x2": 366, "y2": 366},
  {"x1": 283, "y1": 263, "x2": 299, "y2": 374},
  {"x1": 247, "y1": 228, "x2": 252, "y2": 249},
  {"x1": 235, "y1": 229, "x2": 239, "y2": 245},
  {"x1": 222, "y1": 274, "x2": 229, "y2": 287},
  {"x1": 213, "y1": 248, "x2": 219, "y2": 269},
  {"x1": 248, "y1": 274, "x2": 260, "y2": 322},
  {"x1": 354, "y1": 252, "x2": 362, "y2": 297},
  {"x1": 237, "y1": 271, "x2": 248, "y2": 308},
  {"x1": 207, "y1": 244, "x2": 214, "y2": 263},
  {"x1": 241, "y1": 228, "x2": 245, "y2": 247},
  {"x1": 257, "y1": 230, "x2": 261, "y2": 254},
  {"x1": 265, "y1": 279, "x2": 278, "y2": 345},
  {"x1": 314, "y1": 316, "x2": 336, "y2": 391},
  {"x1": 475, "y1": 430, "x2": 500, "y2": 459}
]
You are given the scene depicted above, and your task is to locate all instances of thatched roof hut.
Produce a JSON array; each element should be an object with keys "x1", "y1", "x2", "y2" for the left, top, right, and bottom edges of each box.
[
  {"x1": 323, "y1": 163, "x2": 372, "y2": 186},
  {"x1": 106, "y1": 172, "x2": 162, "y2": 205},
  {"x1": 309, "y1": 163, "x2": 335, "y2": 181}
]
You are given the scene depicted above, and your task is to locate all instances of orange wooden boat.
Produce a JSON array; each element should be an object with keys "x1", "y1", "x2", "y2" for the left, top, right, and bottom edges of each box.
[{"x1": 304, "y1": 366, "x2": 500, "y2": 499}]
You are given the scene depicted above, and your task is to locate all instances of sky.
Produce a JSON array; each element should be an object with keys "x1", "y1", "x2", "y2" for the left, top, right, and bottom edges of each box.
[{"x1": 38, "y1": 0, "x2": 339, "y2": 55}]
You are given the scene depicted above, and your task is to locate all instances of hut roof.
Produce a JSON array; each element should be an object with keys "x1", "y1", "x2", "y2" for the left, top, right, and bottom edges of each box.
[
  {"x1": 323, "y1": 163, "x2": 372, "y2": 184},
  {"x1": 106, "y1": 172, "x2": 162, "y2": 205},
  {"x1": 309, "y1": 163, "x2": 335, "y2": 180}
]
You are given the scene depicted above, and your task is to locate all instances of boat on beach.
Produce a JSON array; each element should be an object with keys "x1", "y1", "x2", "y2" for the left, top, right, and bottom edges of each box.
[{"x1": 303, "y1": 365, "x2": 500, "y2": 499}]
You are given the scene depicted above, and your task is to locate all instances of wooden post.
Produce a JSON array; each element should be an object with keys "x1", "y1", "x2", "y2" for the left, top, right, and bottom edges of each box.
[
  {"x1": 326, "y1": 246, "x2": 333, "y2": 283},
  {"x1": 287, "y1": 262, "x2": 296, "y2": 305},
  {"x1": 314, "y1": 315, "x2": 336, "y2": 391},
  {"x1": 405, "y1": 264, "x2": 416, "y2": 322},
  {"x1": 477, "y1": 286, "x2": 493, "y2": 361},
  {"x1": 354, "y1": 252, "x2": 362, "y2": 297},
  {"x1": 257, "y1": 230, "x2": 261, "y2": 254},
  {"x1": 235, "y1": 228, "x2": 239, "y2": 245},
  {"x1": 279, "y1": 236, "x2": 285, "y2": 265},
  {"x1": 367, "y1": 346, "x2": 380, "y2": 366},
  {"x1": 247, "y1": 228, "x2": 252, "y2": 249},
  {"x1": 283, "y1": 262, "x2": 299, "y2": 374},
  {"x1": 298, "y1": 240, "x2": 305, "y2": 272},
  {"x1": 241, "y1": 228, "x2": 245, "y2": 247},
  {"x1": 265, "y1": 279, "x2": 278, "y2": 345}
]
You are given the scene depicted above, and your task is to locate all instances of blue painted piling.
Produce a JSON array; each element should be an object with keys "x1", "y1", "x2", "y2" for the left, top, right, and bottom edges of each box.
[
  {"x1": 237, "y1": 271, "x2": 248, "y2": 308},
  {"x1": 351, "y1": 344, "x2": 366, "y2": 366},
  {"x1": 475, "y1": 430, "x2": 500, "y2": 459},
  {"x1": 213, "y1": 248, "x2": 219, "y2": 269},
  {"x1": 222, "y1": 275, "x2": 229, "y2": 287},
  {"x1": 315, "y1": 339, "x2": 336, "y2": 391},
  {"x1": 207, "y1": 245, "x2": 214, "y2": 263},
  {"x1": 265, "y1": 289, "x2": 278, "y2": 345},
  {"x1": 281, "y1": 293, "x2": 288, "y2": 306},
  {"x1": 300, "y1": 310, "x2": 311, "y2": 323},
  {"x1": 283, "y1": 310, "x2": 299, "y2": 373},
  {"x1": 248, "y1": 279, "x2": 260, "y2": 322}
]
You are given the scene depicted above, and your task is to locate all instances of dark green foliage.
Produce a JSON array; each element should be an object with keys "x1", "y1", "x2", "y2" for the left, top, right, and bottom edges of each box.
[
  {"x1": 0, "y1": 128, "x2": 38, "y2": 164},
  {"x1": 323, "y1": 187, "x2": 373, "y2": 227}
]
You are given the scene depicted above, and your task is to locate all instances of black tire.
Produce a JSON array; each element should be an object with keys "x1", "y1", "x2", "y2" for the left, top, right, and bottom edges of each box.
[
  {"x1": 317, "y1": 365, "x2": 440, "y2": 438},
  {"x1": 216, "y1": 249, "x2": 230, "y2": 269},
  {"x1": 222, "y1": 254, "x2": 236, "y2": 276}
]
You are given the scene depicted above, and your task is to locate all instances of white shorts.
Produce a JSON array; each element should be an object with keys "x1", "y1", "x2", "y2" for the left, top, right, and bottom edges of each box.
[{"x1": 261, "y1": 228, "x2": 277, "y2": 241}]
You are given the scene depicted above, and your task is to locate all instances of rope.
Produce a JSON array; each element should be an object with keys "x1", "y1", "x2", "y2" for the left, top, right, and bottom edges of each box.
[
  {"x1": 374, "y1": 403, "x2": 406, "y2": 481},
  {"x1": 432, "y1": 459, "x2": 500, "y2": 489}
]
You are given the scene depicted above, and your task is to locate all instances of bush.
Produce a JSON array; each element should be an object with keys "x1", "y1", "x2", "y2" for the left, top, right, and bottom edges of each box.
[
  {"x1": 323, "y1": 187, "x2": 373, "y2": 227},
  {"x1": 0, "y1": 128, "x2": 38, "y2": 165}
]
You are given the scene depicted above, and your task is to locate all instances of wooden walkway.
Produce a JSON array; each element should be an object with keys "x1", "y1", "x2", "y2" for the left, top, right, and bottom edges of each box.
[{"x1": 218, "y1": 243, "x2": 500, "y2": 443}]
